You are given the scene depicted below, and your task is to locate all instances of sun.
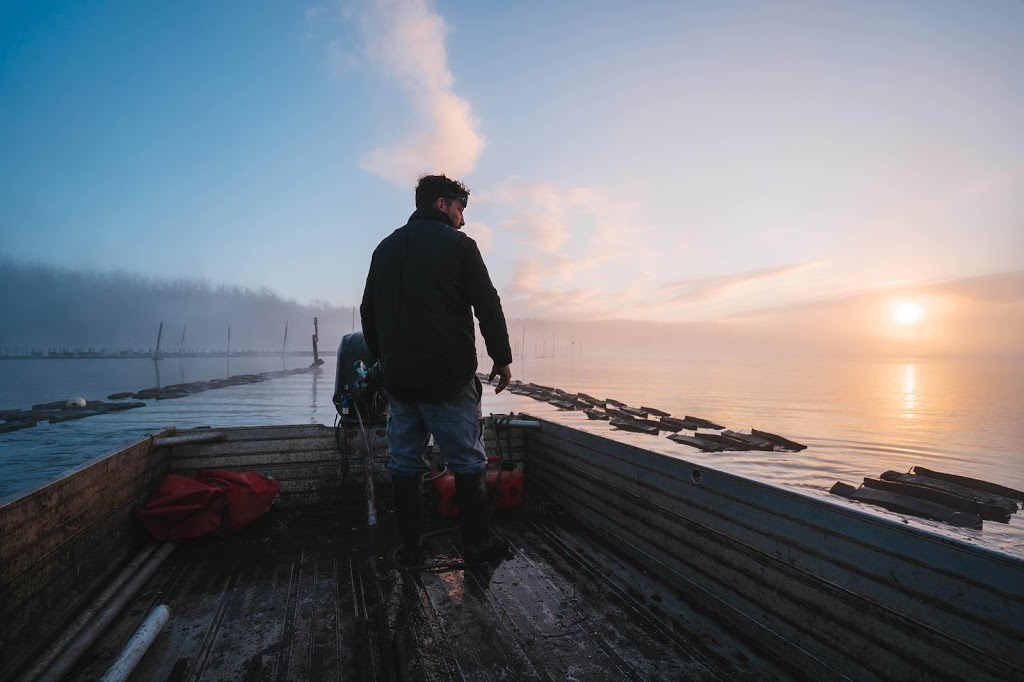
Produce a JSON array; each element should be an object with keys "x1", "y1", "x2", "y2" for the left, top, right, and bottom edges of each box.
[{"x1": 892, "y1": 300, "x2": 924, "y2": 326}]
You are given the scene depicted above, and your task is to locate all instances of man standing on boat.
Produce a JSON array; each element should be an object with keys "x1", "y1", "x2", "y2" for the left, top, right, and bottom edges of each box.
[{"x1": 360, "y1": 173, "x2": 513, "y2": 567}]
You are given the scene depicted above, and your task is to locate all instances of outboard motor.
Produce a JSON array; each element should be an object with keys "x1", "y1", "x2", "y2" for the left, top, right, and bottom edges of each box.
[{"x1": 333, "y1": 332, "x2": 387, "y2": 426}]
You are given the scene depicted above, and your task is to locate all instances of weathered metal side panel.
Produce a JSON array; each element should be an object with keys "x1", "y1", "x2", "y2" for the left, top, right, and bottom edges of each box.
[
  {"x1": 525, "y1": 418, "x2": 1024, "y2": 682},
  {"x1": 0, "y1": 429, "x2": 173, "y2": 680},
  {"x1": 167, "y1": 423, "x2": 526, "y2": 501},
  {"x1": 167, "y1": 425, "x2": 366, "y2": 502}
]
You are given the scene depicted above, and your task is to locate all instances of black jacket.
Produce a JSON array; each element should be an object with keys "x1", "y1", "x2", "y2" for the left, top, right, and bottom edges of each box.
[{"x1": 360, "y1": 208, "x2": 513, "y2": 403}]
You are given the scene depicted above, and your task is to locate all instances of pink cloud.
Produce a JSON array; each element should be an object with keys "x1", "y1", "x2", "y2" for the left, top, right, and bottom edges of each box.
[
  {"x1": 481, "y1": 182, "x2": 659, "y2": 318},
  {"x1": 659, "y1": 262, "x2": 822, "y2": 303},
  {"x1": 467, "y1": 222, "x2": 493, "y2": 256},
  {"x1": 358, "y1": 0, "x2": 484, "y2": 184}
]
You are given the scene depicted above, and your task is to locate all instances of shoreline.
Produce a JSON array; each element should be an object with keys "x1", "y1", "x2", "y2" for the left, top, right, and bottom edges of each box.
[{"x1": 0, "y1": 350, "x2": 322, "y2": 360}]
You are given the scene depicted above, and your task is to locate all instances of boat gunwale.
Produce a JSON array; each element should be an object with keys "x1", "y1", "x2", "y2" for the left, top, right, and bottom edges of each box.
[{"x1": 526, "y1": 414, "x2": 1024, "y2": 572}]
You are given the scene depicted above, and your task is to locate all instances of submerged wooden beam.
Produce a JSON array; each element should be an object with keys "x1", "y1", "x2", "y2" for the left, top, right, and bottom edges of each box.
[
  {"x1": 655, "y1": 418, "x2": 683, "y2": 432},
  {"x1": 609, "y1": 419, "x2": 658, "y2": 435},
  {"x1": 605, "y1": 408, "x2": 631, "y2": 420},
  {"x1": 880, "y1": 471, "x2": 1019, "y2": 514},
  {"x1": 0, "y1": 420, "x2": 37, "y2": 433},
  {"x1": 620, "y1": 406, "x2": 648, "y2": 418},
  {"x1": 912, "y1": 467, "x2": 1024, "y2": 504},
  {"x1": 696, "y1": 433, "x2": 756, "y2": 451},
  {"x1": 721, "y1": 431, "x2": 775, "y2": 451},
  {"x1": 751, "y1": 429, "x2": 807, "y2": 452},
  {"x1": 660, "y1": 417, "x2": 704, "y2": 430},
  {"x1": 665, "y1": 434, "x2": 725, "y2": 452},
  {"x1": 829, "y1": 482, "x2": 983, "y2": 529},
  {"x1": 861, "y1": 478, "x2": 1012, "y2": 523},
  {"x1": 683, "y1": 415, "x2": 725, "y2": 429}
]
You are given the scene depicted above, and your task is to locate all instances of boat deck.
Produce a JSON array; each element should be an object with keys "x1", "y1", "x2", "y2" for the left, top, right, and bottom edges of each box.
[{"x1": 66, "y1": 492, "x2": 789, "y2": 681}]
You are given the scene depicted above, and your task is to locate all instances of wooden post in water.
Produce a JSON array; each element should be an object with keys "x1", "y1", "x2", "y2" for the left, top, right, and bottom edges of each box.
[
  {"x1": 227, "y1": 325, "x2": 231, "y2": 358},
  {"x1": 311, "y1": 317, "x2": 323, "y2": 366},
  {"x1": 521, "y1": 324, "x2": 526, "y2": 381},
  {"x1": 154, "y1": 322, "x2": 163, "y2": 360},
  {"x1": 282, "y1": 322, "x2": 288, "y2": 357},
  {"x1": 178, "y1": 324, "x2": 186, "y2": 356}
]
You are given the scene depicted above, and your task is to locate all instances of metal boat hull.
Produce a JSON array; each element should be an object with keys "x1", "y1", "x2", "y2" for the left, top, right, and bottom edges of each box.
[{"x1": 2, "y1": 418, "x2": 1022, "y2": 680}]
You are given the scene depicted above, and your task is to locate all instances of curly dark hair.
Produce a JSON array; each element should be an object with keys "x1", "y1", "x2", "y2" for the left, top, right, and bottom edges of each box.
[{"x1": 414, "y1": 174, "x2": 470, "y2": 209}]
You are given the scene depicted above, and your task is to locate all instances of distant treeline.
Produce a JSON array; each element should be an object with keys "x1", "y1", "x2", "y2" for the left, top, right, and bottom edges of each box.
[{"x1": 0, "y1": 258, "x2": 356, "y2": 351}]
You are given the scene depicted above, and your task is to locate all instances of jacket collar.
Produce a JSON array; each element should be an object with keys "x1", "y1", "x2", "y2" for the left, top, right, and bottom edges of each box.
[{"x1": 408, "y1": 207, "x2": 455, "y2": 228}]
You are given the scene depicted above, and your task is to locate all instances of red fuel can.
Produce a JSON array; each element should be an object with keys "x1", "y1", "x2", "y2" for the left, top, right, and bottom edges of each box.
[{"x1": 431, "y1": 457, "x2": 524, "y2": 519}]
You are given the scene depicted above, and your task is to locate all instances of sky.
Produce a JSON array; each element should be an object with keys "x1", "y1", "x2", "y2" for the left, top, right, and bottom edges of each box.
[{"x1": 1, "y1": 1, "x2": 1022, "y2": 346}]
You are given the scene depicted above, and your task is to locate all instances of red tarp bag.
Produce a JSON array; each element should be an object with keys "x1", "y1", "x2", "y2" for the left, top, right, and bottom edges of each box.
[
  {"x1": 132, "y1": 474, "x2": 225, "y2": 540},
  {"x1": 133, "y1": 470, "x2": 280, "y2": 540},
  {"x1": 195, "y1": 469, "x2": 281, "y2": 534}
]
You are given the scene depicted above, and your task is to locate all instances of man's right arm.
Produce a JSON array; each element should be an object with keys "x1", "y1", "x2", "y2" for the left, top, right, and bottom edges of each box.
[
  {"x1": 488, "y1": 363, "x2": 512, "y2": 394},
  {"x1": 359, "y1": 256, "x2": 380, "y2": 361},
  {"x1": 458, "y1": 236, "x2": 513, "y2": 392}
]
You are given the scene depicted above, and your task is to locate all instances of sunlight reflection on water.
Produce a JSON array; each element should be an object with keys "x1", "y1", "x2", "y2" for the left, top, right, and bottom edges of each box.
[
  {"x1": 490, "y1": 353, "x2": 1024, "y2": 557},
  {"x1": 1, "y1": 353, "x2": 1021, "y2": 556},
  {"x1": 902, "y1": 363, "x2": 916, "y2": 419}
]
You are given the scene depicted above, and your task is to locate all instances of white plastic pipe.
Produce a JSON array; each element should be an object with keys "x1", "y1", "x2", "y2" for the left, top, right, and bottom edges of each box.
[
  {"x1": 496, "y1": 418, "x2": 541, "y2": 429},
  {"x1": 18, "y1": 544, "x2": 158, "y2": 682},
  {"x1": 98, "y1": 605, "x2": 170, "y2": 682},
  {"x1": 152, "y1": 431, "x2": 225, "y2": 448},
  {"x1": 37, "y1": 542, "x2": 176, "y2": 682}
]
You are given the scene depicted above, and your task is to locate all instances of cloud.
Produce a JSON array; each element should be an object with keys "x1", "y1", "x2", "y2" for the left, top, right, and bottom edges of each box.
[
  {"x1": 508, "y1": 255, "x2": 574, "y2": 294},
  {"x1": 480, "y1": 181, "x2": 659, "y2": 319},
  {"x1": 489, "y1": 183, "x2": 583, "y2": 299},
  {"x1": 468, "y1": 221, "x2": 493, "y2": 256},
  {"x1": 478, "y1": 180, "x2": 834, "y2": 322},
  {"x1": 929, "y1": 270, "x2": 1024, "y2": 302},
  {"x1": 659, "y1": 262, "x2": 822, "y2": 304},
  {"x1": 357, "y1": 0, "x2": 484, "y2": 184},
  {"x1": 489, "y1": 181, "x2": 649, "y2": 273},
  {"x1": 720, "y1": 271, "x2": 1024, "y2": 359},
  {"x1": 506, "y1": 286, "x2": 606, "y2": 320},
  {"x1": 491, "y1": 183, "x2": 572, "y2": 254},
  {"x1": 509, "y1": 258, "x2": 544, "y2": 292}
]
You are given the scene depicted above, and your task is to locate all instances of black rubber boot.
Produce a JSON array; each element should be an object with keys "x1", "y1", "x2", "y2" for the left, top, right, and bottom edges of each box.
[
  {"x1": 391, "y1": 474, "x2": 424, "y2": 568},
  {"x1": 454, "y1": 470, "x2": 510, "y2": 565}
]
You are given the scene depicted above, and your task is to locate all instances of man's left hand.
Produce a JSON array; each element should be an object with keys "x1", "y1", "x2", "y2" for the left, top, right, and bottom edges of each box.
[{"x1": 488, "y1": 363, "x2": 512, "y2": 394}]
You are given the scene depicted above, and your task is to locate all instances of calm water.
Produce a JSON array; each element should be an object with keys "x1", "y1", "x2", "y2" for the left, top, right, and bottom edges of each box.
[{"x1": 1, "y1": 354, "x2": 1021, "y2": 557}]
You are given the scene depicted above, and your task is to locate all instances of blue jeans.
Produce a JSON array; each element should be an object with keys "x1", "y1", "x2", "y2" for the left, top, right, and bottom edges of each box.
[{"x1": 386, "y1": 377, "x2": 486, "y2": 476}]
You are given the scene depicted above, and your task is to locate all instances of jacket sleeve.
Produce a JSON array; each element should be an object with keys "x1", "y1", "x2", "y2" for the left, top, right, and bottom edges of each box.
[
  {"x1": 359, "y1": 254, "x2": 380, "y2": 361},
  {"x1": 458, "y1": 236, "x2": 513, "y2": 366}
]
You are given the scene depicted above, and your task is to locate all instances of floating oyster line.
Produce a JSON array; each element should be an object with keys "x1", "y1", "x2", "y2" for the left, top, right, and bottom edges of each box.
[{"x1": 495, "y1": 375, "x2": 1022, "y2": 530}]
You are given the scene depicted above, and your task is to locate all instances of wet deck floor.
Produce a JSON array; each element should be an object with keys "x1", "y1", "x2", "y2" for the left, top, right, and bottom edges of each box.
[{"x1": 69, "y1": 494, "x2": 791, "y2": 681}]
